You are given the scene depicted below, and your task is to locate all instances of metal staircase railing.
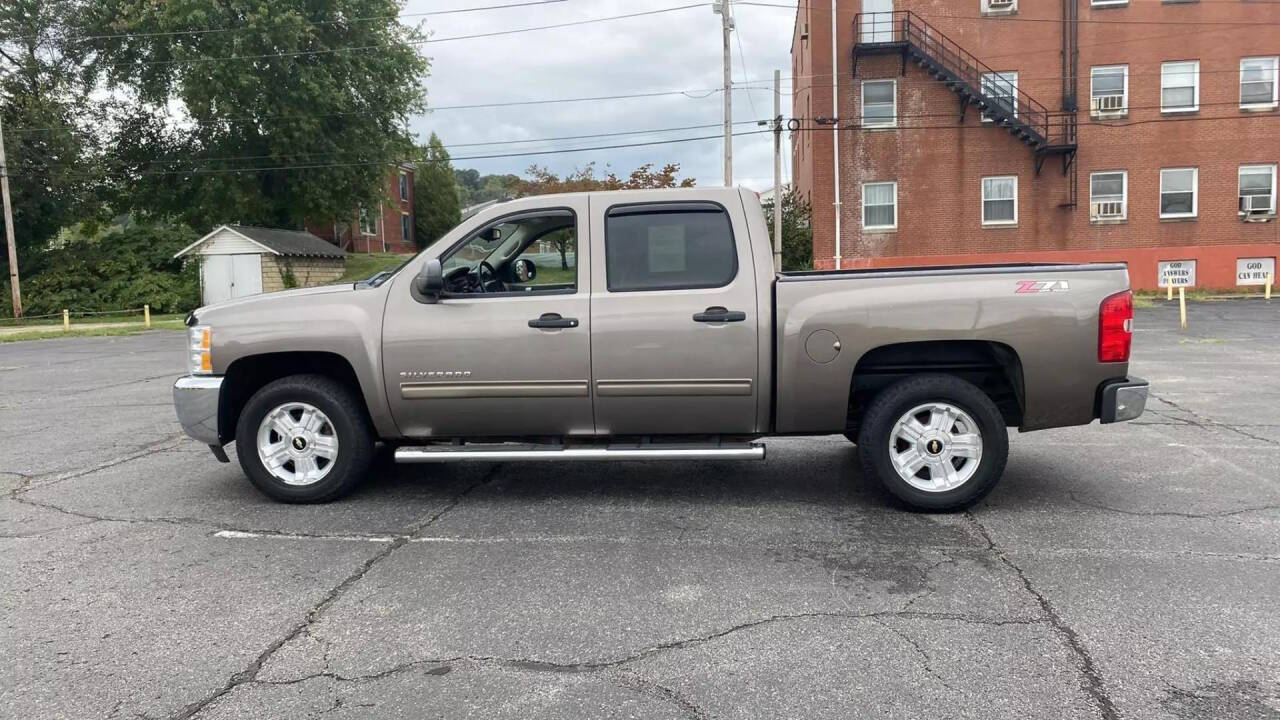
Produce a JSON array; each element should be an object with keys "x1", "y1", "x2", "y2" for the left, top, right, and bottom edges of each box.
[{"x1": 852, "y1": 11, "x2": 1077, "y2": 156}]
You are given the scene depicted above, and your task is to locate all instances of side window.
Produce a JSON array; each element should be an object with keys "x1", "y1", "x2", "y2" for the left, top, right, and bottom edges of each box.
[
  {"x1": 440, "y1": 211, "x2": 577, "y2": 295},
  {"x1": 605, "y1": 204, "x2": 737, "y2": 292}
]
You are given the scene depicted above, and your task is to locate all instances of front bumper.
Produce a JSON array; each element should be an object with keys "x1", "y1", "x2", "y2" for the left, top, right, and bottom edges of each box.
[
  {"x1": 1099, "y1": 376, "x2": 1148, "y2": 423},
  {"x1": 174, "y1": 375, "x2": 223, "y2": 445}
]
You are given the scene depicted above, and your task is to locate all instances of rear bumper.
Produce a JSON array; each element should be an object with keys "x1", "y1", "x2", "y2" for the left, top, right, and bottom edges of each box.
[
  {"x1": 1098, "y1": 376, "x2": 1148, "y2": 423},
  {"x1": 174, "y1": 375, "x2": 223, "y2": 445}
]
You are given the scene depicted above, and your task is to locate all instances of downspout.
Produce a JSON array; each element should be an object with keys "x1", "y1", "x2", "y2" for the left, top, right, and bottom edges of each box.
[
  {"x1": 831, "y1": 0, "x2": 842, "y2": 270},
  {"x1": 379, "y1": 201, "x2": 386, "y2": 253}
]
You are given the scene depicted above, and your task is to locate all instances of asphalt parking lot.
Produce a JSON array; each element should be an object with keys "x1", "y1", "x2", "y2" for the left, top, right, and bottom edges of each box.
[{"x1": 3, "y1": 299, "x2": 1278, "y2": 720}]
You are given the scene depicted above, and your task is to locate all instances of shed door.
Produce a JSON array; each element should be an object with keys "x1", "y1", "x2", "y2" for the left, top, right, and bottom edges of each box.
[
  {"x1": 200, "y1": 254, "x2": 262, "y2": 305},
  {"x1": 231, "y1": 254, "x2": 263, "y2": 297}
]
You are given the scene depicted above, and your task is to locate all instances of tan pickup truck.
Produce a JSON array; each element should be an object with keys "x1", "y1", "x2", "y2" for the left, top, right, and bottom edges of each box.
[{"x1": 174, "y1": 187, "x2": 1146, "y2": 511}]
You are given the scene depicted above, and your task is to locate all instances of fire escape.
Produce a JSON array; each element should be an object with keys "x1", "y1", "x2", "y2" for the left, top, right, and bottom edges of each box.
[{"x1": 851, "y1": 11, "x2": 1077, "y2": 180}]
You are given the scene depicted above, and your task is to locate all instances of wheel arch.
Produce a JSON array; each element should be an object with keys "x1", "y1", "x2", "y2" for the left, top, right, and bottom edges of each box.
[
  {"x1": 219, "y1": 352, "x2": 369, "y2": 443},
  {"x1": 846, "y1": 340, "x2": 1025, "y2": 436}
]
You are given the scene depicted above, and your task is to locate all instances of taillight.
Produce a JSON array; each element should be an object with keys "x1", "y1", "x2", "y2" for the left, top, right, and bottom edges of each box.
[{"x1": 1098, "y1": 290, "x2": 1133, "y2": 363}]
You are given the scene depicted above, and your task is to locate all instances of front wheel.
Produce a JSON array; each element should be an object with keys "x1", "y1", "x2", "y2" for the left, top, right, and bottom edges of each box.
[
  {"x1": 856, "y1": 374, "x2": 1008, "y2": 512},
  {"x1": 235, "y1": 374, "x2": 374, "y2": 503}
]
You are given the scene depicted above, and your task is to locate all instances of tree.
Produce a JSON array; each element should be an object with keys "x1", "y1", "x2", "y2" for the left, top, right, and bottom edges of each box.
[
  {"x1": 0, "y1": 0, "x2": 105, "y2": 273},
  {"x1": 83, "y1": 0, "x2": 429, "y2": 230},
  {"x1": 763, "y1": 188, "x2": 813, "y2": 271},
  {"x1": 413, "y1": 133, "x2": 460, "y2": 247}
]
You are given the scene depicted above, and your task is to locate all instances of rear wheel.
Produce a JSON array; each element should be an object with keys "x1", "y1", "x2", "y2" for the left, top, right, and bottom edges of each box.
[
  {"x1": 235, "y1": 374, "x2": 374, "y2": 503},
  {"x1": 856, "y1": 374, "x2": 1008, "y2": 511}
]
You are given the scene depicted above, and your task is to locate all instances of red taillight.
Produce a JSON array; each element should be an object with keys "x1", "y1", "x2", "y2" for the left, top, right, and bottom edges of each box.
[{"x1": 1098, "y1": 290, "x2": 1133, "y2": 363}]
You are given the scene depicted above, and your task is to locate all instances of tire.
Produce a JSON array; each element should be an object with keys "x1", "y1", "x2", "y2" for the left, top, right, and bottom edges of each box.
[
  {"x1": 235, "y1": 374, "x2": 374, "y2": 503},
  {"x1": 856, "y1": 374, "x2": 1008, "y2": 512}
]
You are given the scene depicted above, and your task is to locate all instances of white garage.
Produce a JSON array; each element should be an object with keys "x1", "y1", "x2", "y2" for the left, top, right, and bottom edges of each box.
[{"x1": 175, "y1": 225, "x2": 347, "y2": 306}]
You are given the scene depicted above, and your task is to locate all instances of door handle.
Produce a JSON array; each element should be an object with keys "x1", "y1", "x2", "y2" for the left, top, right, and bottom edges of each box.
[
  {"x1": 529, "y1": 313, "x2": 579, "y2": 330},
  {"x1": 693, "y1": 306, "x2": 747, "y2": 323}
]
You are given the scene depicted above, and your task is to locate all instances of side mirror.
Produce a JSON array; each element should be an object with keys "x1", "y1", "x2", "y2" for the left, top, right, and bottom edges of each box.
[
  {"x1": 513, "y1": 258, "x2": 538, "y2": 283},
  {"x1": 482, "y1": 226, "x2": 502, "y2": 243},
  {"x1": 415, "y1": 259, "x2": 444, "y2": 301}
]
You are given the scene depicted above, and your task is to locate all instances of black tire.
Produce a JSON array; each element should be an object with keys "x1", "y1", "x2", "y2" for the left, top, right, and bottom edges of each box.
[
  {"x1": 235, "y1": 374, "x2": 374, "y2": 503},
  {"x1": 856, "y1": 374, "x2": 1008, "y2": 512}
]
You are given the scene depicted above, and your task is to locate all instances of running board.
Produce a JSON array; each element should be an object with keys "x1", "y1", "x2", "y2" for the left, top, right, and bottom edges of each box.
[{"x1": 394, "y1": 442, "x2": 765, "y2": 463}]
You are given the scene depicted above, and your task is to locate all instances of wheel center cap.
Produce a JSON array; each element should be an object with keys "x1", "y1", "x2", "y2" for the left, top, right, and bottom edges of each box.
[
  {"x1": 925, "y1": 438, "x2": 945, "y2": 455},
  {"x1": 292, "y1": 436, "x2": 308, "y2": 451}
]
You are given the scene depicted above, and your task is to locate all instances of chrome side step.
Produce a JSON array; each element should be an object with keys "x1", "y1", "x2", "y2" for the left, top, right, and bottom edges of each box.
[{"x1": 394, "y1": 441, "x2": 765, "y2": 464}]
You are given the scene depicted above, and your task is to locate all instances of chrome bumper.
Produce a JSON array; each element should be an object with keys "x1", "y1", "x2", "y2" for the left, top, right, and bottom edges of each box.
[
  {"x1": 1099, "y1": 376, "x2": 1148, "y2": 423},
  {"x1": 174, "y1": 376, "x2": 223, "y2": 445}
]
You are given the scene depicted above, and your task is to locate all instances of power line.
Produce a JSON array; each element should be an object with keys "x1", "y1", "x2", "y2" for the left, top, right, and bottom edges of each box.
[
  {"x1": 8, "y1": 86, "x2": 772, "y2": 134},
  {"x1": 11, "y1": 0, "x2": 577, "y2": 44},
  {"x1": 108, "y1": 4, "x2": 708, "y2": 68},
  {"x1": 7, "y1": 130, "x2": 775, "y2": 179}
]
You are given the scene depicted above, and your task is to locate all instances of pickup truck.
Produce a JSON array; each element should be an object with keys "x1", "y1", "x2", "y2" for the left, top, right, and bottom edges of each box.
[{"x1": 173, "y1": 187, "x2": 1147, "y2": 511}]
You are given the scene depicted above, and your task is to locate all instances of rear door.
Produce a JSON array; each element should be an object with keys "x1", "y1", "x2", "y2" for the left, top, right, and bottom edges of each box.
[
  {"x1": 231, "y1": 254, "x2": 263, "y2": 297},
  {"x1": 589, "y1": 198, "x2": 760, "y2": 436}
]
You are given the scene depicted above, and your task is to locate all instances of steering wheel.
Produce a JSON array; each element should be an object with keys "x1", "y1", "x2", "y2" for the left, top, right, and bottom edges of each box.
[{"x1": 474, "y1": 260, "x2": 504, "y2": 293}]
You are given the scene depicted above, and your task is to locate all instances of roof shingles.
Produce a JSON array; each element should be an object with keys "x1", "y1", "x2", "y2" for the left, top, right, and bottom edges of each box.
[{"x1": 228, "y1": 225, "x2": 346, "y2": 258}]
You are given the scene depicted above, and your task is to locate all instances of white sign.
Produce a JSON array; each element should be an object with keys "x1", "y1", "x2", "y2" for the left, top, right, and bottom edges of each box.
[
  {"x1": 1236, "y1": 257, "x2": 1275, "y2": 286},
  {"x1": 1158, "y1": 260, "x2": 1197, "y2": 287}
]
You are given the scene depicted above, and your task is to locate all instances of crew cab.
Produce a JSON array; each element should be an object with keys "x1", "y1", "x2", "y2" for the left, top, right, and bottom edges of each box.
[{"x1": 174, "y1": 187, "x2": 1147, "y2": 510}]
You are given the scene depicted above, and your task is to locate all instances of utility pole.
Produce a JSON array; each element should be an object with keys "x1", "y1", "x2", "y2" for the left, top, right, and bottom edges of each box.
[
  {"x1": 0, "y1": 116, "x2": 21, "y2": 318},
  {"x1": 772, "y1": 68, "x2": 783, "y2": 273},
  {"x1": 714, "y1": 0, "x2": 734, "y2": 187}
]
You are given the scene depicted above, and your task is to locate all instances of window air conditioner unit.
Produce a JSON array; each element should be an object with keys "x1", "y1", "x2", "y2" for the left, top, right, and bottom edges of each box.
[
  {"x1": 801, "y1": 23, "x2": 809, "y2": 40},
  {"x1": 1239, "y1": 194, "x2": 1274, "y2": 216},
  {"x1": 987, "y1": 0, "x2": 1016, "y2": 10},
  {"x1": 1091, "y1": 201, "x2": 1124, "y2": 220},
  {"x1": 1091, "y1": 95, "x2": 1125, "y2": 116}
]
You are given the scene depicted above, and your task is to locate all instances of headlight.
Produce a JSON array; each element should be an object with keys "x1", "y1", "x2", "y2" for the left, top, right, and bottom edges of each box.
[{"x1": 188, "y1": 326, "x2": 212, "y2": 375}]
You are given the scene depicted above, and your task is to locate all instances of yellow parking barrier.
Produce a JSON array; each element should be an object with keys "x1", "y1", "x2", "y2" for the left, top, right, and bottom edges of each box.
[
  {"x1": 1267, "y1": 272, "x2": 1273, "y2": 302},
  {"x1": 62, "y1": 309, "x2": 69, "y2": 331},
  {"x1": 1166, "y1": 281, "x2": 1172, "y2": 301},
  {"x1": 144, "y1": 304, "x2": 151, "y2": 329},
  {"x1": 1179, "y1": 286, "x2": 1187, "y2": 330}
]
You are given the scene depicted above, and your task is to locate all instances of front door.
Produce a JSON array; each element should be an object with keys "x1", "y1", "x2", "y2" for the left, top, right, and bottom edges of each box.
[
  {"x1": 862, "y1": 0, "x2": 894, "y2": 42},
  {"x1": 589, "y1": 199, "x2": 760, "y2": 436},
  {"x1": 381, "y1": 200, "x2": 594, "y2": 438}
]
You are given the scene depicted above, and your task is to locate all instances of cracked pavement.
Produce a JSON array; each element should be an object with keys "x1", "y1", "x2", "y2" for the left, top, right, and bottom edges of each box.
[{"x1": 3, "y1": 299, "x2": 1279, "y2": 719}]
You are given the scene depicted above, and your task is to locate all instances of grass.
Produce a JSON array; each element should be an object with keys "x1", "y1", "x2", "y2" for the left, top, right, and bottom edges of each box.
[
  {"x1": 0, "y1": 319, "x2": 186, "y2": 343},
  {"x1": 339, "y1": 253, "x2": 409, "y2": 283}
]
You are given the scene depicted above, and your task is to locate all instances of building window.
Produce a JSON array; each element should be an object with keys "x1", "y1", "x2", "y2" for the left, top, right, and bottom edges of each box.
[
  {"x1": 982, "y1": 0, "x2": 1016, "y2": 14},
  {"x1": 1090, "y1": 66, "x2": 1128, "y2": 117},
  {"x1": 1240, "y1": 57, "x2": 1279, "y2": 110},
  {"x1": 980, "y1": 71, "x2": 1018, "y2": 122},
  {"x1": 1239, "y1": 165, "x2": 1277, "y2": 216},
  {"x1": 399, "y1": 172, "x2": 409, "y2": 201},
  {"x1": 1161, "y1": 61, "x2": 1199, "y2": 113},
  {"x1": 1159, "y1": 168, "x2": 1198, "y2": 219},
  {"x1": 862, "y1": 182, "x2": 898, "y2": 230},
  {"x1": 861, "y1": 80, "x2": 896, "y2": 128},
  {"x1": 1090, "y1": 0, "x2": 1127, "y2": 7},
  {"x1": 358, "y1": 207, "x2": 377, "y2": 235},
  {"x1": 401, "y1": 213, "x2": 412, "y2": 241},
  {"x1": 982, "y1": 176, "x2": 1018, "y2": 226},
  {"x1": 1090, "y1": 171, "x2": 1127, "y2": 221}
]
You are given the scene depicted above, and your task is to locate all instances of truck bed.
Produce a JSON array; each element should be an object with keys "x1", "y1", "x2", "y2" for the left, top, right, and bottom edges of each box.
[{"x1": 772, "y1": 262, "x2": 1132, "y2": 434}]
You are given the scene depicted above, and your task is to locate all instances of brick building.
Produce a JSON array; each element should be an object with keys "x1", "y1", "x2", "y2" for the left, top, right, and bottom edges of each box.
[
  {"x1": 790, "y1": 0, "x2": 1279, "y2": 289},
  {"x1": 307, "y1": 164, "x2": 417, "y2": 254}
]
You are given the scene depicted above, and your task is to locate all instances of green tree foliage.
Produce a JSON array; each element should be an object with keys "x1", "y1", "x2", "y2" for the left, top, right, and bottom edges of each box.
[
  {"x1": 763, "y1": 187, "x2": 813, "y2": 271},
  {"x1": 454, "y1": 167, "x2": 518, "y2": 207},
  {"x1": 0, "y1": 0, "x2": 106, "y2": 272},
  {"x1": 413, "y1": 133, "x2": 460, "y2": 247},
  {"x1": 1, "y1": 224, "x2": 198, "y2": 316},
  {"x1": 83, "y1": 0, "x2": 429, "y2": 230},
  {"x1": 511, "y1": 162, "x2": 695, "y2": 196}
]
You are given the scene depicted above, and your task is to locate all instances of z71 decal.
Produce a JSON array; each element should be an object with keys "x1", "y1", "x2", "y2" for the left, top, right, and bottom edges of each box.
[{"x1": 1015, "y1": 280, "x2": 1070, "y2": 294}]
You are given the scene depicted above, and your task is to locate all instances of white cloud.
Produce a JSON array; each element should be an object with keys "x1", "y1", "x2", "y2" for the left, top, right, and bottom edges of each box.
[{"x1": 404, "y1": 0, "x2": 795, "y2": 190}]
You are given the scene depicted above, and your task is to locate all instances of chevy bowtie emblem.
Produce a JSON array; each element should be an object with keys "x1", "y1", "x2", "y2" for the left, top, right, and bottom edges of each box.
[
  {"x1": 927, "y1": 439, "x2": 943, "y2": 455},
  {"x1": 292, "y1": 437, "x2": 307, "y2": 450}
]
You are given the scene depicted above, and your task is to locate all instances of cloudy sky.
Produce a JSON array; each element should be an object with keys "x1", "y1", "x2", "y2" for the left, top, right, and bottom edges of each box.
[{"x1": 403, "y1": 0, "x2": 797, "y2": 190}]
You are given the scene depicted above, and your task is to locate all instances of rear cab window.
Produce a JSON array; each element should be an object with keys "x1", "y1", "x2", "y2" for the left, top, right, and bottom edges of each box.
[{"x1": 604, "y1": 203, "x2": 737, "y2": 292}]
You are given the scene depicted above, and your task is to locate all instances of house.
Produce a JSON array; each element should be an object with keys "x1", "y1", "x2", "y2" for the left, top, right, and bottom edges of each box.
[
  {"x1": 175, "y1": 225, "x2": 347, "y2": 306},
  {"x1": 307, "y1": 165, "x2": 417, "y2": 254}
]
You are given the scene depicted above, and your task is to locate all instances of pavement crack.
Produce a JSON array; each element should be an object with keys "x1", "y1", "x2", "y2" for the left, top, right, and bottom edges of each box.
[
  {"x1": 9, "y1": 433, "x2": 187, "y2": 497},
  {"x1": 606, "y1": 669, "x2": 712, "y2": 720},
  {"x1": 871, "y1": 618, "x2": 957, "y2": 693},
  {"x1": 1150, "y1": 393, "x2": 1280, "y2": 447},
  {"x1": 1068, "y1": 492, "x2": 1280, "y2": 519},
  {"x1": 968, "y1": 513, "x2": 1120, "y2": 720}
]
